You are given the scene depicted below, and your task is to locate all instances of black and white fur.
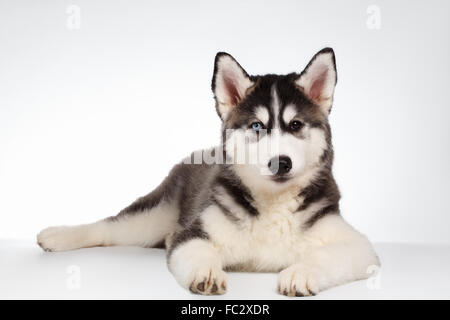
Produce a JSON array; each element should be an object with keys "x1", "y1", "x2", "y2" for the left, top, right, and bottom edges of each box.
[{"x1": 37, "y1": 48, "x2": 380, "y2": 296}]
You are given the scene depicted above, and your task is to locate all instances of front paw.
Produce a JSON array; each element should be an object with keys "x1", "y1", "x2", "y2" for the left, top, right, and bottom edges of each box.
[
  {"x1": 278, "y1": 264, "x2": 320, "y2": 297},
  {"x1": 168, "y1": 239, "x2": 227, "y2": 295},
  {"x1": 188, "y1": 266, "x2": 227, "y2": 295}
]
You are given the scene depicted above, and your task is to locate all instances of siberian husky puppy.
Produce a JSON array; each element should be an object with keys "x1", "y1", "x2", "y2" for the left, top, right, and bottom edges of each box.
[{"x1": 37, "y1": 48, "x2": 380, "y2": 296}]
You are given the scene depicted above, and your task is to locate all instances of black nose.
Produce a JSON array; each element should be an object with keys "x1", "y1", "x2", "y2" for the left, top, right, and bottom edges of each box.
[{"x1": 268, "y1": 156, "x2": 292, "y2": 175}]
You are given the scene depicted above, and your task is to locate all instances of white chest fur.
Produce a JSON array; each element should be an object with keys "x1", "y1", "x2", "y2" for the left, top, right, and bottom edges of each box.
[{"x1": 201, "y1": 194, "x2": 314, "y2": 272}]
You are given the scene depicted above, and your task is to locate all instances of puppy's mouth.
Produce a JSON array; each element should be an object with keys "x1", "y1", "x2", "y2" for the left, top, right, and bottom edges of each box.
[{"x1": 270, "y1": 175, "x2": 292, "y2": 183}]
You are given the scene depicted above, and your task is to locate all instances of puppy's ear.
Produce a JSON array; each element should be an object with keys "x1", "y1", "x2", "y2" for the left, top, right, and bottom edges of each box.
[
  {"x1": 212, "y1": 52, "x2": 254, "y2": 120},
  {"x1": 295, "y1": 48, "x2": 337, "y2": 114}
]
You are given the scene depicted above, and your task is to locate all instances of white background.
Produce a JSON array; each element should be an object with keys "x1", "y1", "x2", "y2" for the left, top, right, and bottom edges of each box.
[{"x1": 1, "y1": 0, "x2": 449, "y2": 246}]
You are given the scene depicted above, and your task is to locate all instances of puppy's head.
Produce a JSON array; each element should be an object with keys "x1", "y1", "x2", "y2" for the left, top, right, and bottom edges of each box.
[{"x1": 212, "y1": 48, "x2": 337, "y2": 191}]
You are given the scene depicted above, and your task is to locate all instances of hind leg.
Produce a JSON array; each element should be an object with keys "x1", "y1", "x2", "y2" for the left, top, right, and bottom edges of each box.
[
  {"x1": 37, "y1": 201, "x2": 178, "y2": 252},
  {"x1": 37, "y1": 163, "x2": 185, "y2": 252}
]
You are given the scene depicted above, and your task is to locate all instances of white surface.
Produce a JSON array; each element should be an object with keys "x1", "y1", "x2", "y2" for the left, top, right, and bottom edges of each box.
[
  {"x1": 1, "y1": 1, "x2": 450, "y2": 245},
  {"x1": 1, "y1": 240, "x2": 449, "y2": 299}
]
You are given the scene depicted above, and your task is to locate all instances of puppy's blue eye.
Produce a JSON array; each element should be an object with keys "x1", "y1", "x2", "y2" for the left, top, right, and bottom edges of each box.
[{"x1": 251, "y1": 122, "x2": 263, "y2": 132}]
